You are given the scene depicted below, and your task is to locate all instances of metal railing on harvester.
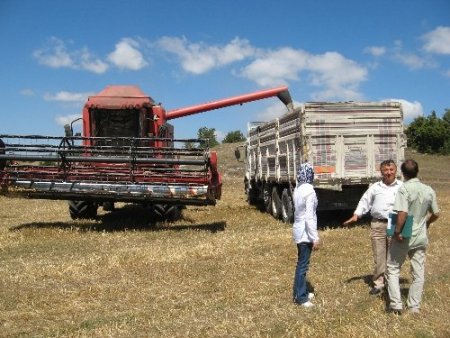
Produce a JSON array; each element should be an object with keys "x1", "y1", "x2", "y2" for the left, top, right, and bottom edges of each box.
[{"x1": 0, "y1": 135, "x2": 216, "y2": 205}]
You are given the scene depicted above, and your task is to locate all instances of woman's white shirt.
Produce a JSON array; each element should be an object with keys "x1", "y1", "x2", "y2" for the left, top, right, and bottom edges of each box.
[{"x1": 292, "y1": 183, "x2": 319, "y2": 244}]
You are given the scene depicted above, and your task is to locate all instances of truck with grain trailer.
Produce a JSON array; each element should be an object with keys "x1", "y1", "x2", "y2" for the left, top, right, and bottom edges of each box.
[{"x1": 239, "y1": 101, "x2": 406, "y2": 223}]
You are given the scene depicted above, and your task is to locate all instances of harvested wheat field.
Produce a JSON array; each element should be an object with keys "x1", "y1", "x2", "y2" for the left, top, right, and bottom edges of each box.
[{"x1": 0, "y1": 144, "x2": 449, "y2": 338}]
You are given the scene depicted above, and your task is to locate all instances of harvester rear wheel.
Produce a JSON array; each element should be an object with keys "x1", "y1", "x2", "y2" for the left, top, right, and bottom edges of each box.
[
  {"x1": 271, "y1": 186, "x2": 282, "y2": 219},
  {"x1": 281, "y1": 188, "x2": 294, "y2": 224},
  {"x1": 68, "y1": 201, "x2": 98, "y2": 220}
]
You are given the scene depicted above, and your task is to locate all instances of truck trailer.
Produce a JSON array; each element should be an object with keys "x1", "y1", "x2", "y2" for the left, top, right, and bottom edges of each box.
[{"x1": 241, "y1": 101, "x2": 406, "y2": 223}]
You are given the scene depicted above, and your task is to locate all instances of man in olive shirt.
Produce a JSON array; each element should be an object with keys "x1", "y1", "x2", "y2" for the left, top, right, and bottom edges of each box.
[{"x1": 386, "y1": 159, "x2": 440, "y2": 314}]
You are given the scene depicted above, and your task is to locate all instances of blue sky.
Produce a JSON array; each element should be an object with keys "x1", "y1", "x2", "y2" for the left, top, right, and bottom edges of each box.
[{"x1": 0, "y1": 0, "x2": 449, "y2": 140}]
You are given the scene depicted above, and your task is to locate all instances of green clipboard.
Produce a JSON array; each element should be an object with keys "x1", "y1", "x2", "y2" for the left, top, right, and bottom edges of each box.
[{"x1": 386, "y1": 213, "x2": 413, "y2": 238}]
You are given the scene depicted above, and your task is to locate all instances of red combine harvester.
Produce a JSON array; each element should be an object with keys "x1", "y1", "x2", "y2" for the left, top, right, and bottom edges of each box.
[{"x1": 0, "y1": 85, "x2": 292, "y2": 220}]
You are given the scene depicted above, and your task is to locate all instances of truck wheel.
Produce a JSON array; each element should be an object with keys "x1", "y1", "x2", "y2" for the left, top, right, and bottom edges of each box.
[
  {"x1": 68, "y1": 201, "x2": 98, "y2": 220},
  {"x1": 271, "y1": 186, "x2": 282, "y2": 219},
  {"x1": 245, "y1": 180, "x2": 258, "y2": 205},
  {"x1": 263, "y1": 185, "x2": 272, "y2": 214},
  {"x1": 246, "y1": 187, "x2": 258, "y2": 205},
  {"x1": 281, "y1": 188, "x2": 294, "y2": 223}
]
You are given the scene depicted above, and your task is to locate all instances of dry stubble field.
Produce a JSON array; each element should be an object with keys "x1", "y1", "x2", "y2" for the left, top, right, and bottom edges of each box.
[{"x1": 0, "y1": 145, "x2": 449, "y2": 338}]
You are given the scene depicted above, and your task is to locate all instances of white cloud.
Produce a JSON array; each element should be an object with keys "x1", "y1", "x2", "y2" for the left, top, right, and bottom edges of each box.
[
  {"x1": 156, "y1": 36, "x2": 256, "y2": 74},
  {"x1": 107, "y1": 38, "x2": 148, "y2": 70},
  {"x1": 55, "y1": 113, "x2": 82, "y2": 127},
  {"x1": 364, "y1": 46, "x2": 386, "y2": 57},
  {"x1": 33, "y1": 37, "x2": 109, "y2": 73},
  {"x1": 445, "y1": 69, "x2": 450, "y2": 78},
  {"x1": 20, "y1": 89, "x2": 35, "y2": 96},
  {"x1": 393, "y1": 52, "x2": 435, "y2": 70},
  {"x1": 392, "y1": 39, "x2": 436, "y2": 70},
  {"x1": 307, "y1": 52, "x2": 368, "y2": 101},
  {"x1": 241, "y1": 48, "x2": 367, "y2": 101},
  {"x1": 33, "y1": 37, "x2": 75, "y2": 68},
  {"x1": 422, "y1": 26, "x2": 450, "y2": 55},
  {"x1": 44, "y1": 91, "x2": 93, "y2": 103},
  {"x1": 34, "y1": 37, "x2": 148, "y2": 73},
  {"x1": 383, "y1": 98, "x2": 423, "y2": 122},
  {"x1": 240, "y1": 47, "x2": 308, "y2": 86},
  {"x1": 80, "y1": 47, "x2": 109, "y2": 74}
]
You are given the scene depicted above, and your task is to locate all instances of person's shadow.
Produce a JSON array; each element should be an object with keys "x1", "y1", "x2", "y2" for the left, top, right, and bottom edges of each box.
[{"x1": 345, "y1": 274, "x2": 410, "y2": 309}]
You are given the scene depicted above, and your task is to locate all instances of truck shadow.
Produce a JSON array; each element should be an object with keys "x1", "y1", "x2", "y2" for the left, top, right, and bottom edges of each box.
[{"x1": 317, "y1": 210, "x2": 359, "y2": 229}]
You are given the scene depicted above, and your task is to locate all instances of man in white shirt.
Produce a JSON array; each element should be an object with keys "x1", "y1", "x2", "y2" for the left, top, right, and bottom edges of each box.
[{"x1": 343, "y1": 159, "x2": 402, "y2": 295}]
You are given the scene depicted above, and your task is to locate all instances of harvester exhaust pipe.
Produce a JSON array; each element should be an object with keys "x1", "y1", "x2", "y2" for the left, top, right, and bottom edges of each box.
[{"x1": 165, "y1": 86, "x2": 293, "y2": 120}]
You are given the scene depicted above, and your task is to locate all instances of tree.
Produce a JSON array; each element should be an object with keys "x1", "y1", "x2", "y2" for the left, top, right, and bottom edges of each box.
[
  {"x1": 443, "y1": 109, "x2": 450, "y2": 124},
  {"x1": 406, "y1": 111, "x2": 450, "y2": 154},
  {"x1": 183, "y1": 141, "x2": 195, "y2": 149},
  {"x1": 197, "y1": 127, "x2": 219, "y2": 148},
  {"x1": 223, "y1": 130, "x2": 246, "y2": 143},
  {"x1": 442, "y1": 109, "x2": 450, "y2": 155}
]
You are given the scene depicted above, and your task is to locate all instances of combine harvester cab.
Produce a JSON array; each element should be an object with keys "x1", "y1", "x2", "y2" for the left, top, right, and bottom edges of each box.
[{"x1": 0, "y1": 85, "x2": 292, "y2": 220}]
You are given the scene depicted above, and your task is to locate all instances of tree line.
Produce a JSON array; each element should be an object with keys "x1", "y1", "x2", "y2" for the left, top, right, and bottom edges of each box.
[
  {"x1": 193, "y1": 108, "x2": 450, "y2": 155},
  {"x1": 191, "y1": 127, "x2": 245, "y2": 148},
  {"x1": 406, "y1": 109, "x2": 450, "y2": 155}
]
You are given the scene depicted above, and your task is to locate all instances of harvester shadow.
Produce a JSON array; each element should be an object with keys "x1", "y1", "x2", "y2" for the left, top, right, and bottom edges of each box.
[
  {"x1": 9, "y1": 204, "x2": 226, "y2": 233},
  {"x1": 9, "y1": 218, "x2": 226, "y2": 233}
]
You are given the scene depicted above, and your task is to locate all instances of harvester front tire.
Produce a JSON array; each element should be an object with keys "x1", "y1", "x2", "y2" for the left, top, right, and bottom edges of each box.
[
  {"x1": 281, "y1": 188, "x2": 294, "y2": 224},
  {"x1": 102, "y1": 202, "x2": 115, "y2": 212},
  {"x1": 153, "y1": 204, "x2": 182, "y2": 222},
  {"x1": 69, "y1": 201, "x2": 98, "y2": 220},
  {"x1": 271, "y1": 186, "x2": 282, "y2": 219},
  {"x1": 165, "y1": 206, "x2": 182, "y2": 222}
]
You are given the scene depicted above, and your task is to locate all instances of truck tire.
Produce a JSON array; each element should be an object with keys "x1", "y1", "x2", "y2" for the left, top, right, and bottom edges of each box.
[
  {"x1": 68, "y1": 201, "x2": 98, "y2": 220},
  {"x1": 246, "y1": 187, "x2": 258, "y2": 205},
  {"x1": 271, "y1": 186, "x2": 282, "y2": 219},
  {"x1": 263, "y1": 185, "x2": 272, "y2": 214},
  {"x1": 281, "y1": 188, "x2": 294, "y2": 223}
]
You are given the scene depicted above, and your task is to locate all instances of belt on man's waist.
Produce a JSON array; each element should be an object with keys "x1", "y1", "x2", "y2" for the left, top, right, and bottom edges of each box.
[{"x1": 372, "y1": 218, "x2": 388, "y2": 223}]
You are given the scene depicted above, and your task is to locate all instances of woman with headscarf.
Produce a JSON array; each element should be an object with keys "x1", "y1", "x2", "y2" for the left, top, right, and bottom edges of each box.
[{"x1": 292, "y1": 162, "x2": 320, "y2": 308}]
